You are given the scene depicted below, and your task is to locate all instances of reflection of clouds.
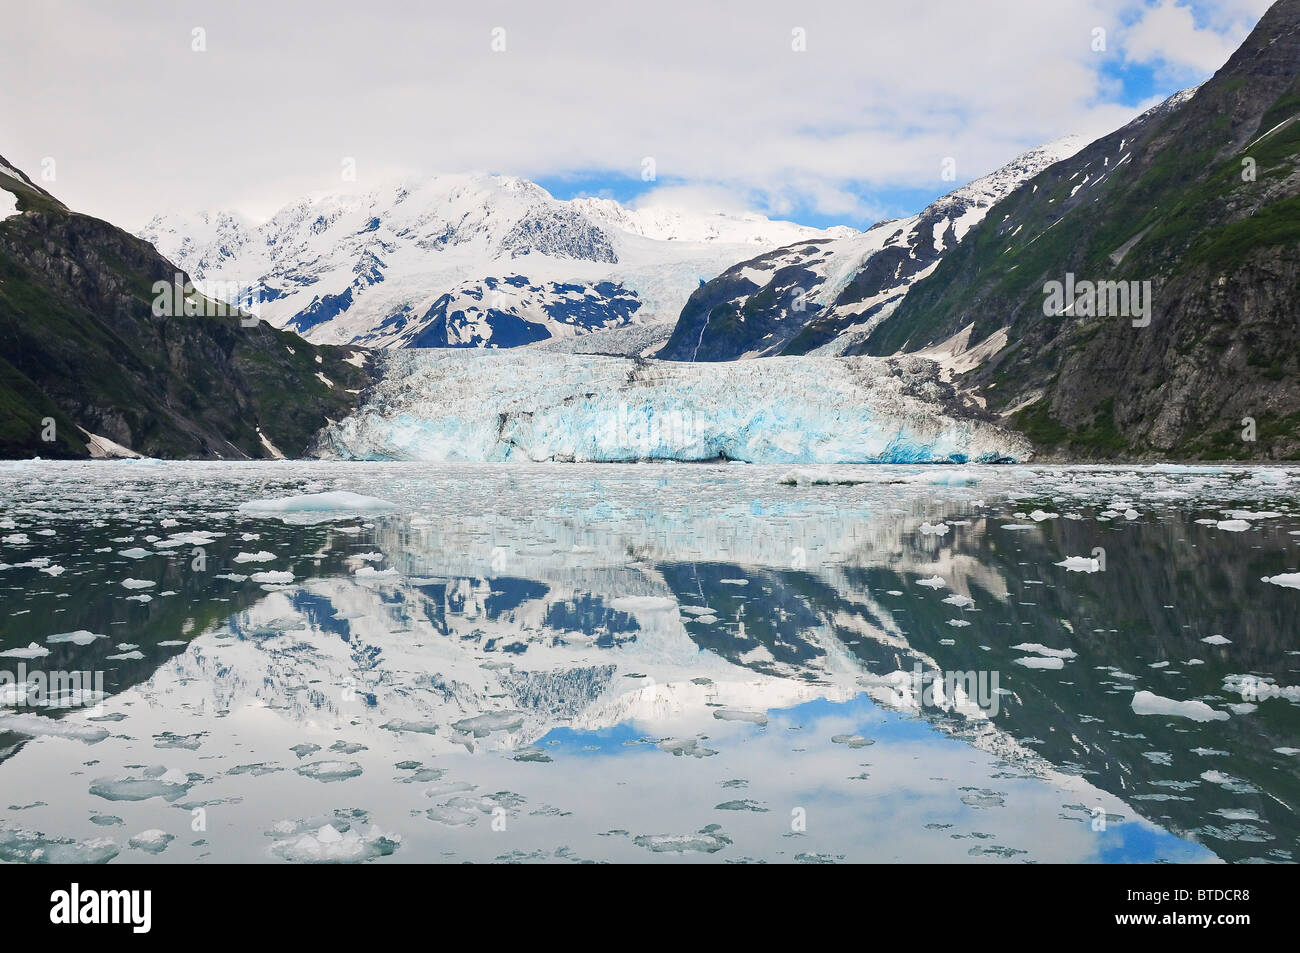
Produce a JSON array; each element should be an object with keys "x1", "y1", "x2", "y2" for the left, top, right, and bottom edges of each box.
[{"x1": 5, "y1": 460, "x2": 1295, "y2": 862}]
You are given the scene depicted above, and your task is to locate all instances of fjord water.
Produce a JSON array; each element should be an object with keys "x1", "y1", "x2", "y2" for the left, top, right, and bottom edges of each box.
[{"x1": 0, "y1": 461, "x2": 1296, "y2": 864}]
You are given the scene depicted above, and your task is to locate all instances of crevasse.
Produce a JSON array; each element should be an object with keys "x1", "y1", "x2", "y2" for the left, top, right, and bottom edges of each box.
[{"x1": 313, "y1": 351, "x2": 1031, "y2": 464}]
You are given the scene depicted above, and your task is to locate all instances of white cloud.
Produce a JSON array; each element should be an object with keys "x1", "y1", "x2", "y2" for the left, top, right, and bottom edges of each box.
[
  {"x1": 0, "y1": 0, "x2": 1271, "y2": 229},
  {"x1": 1121, "y1": 0, "x2": 1272, "y2": 82}
]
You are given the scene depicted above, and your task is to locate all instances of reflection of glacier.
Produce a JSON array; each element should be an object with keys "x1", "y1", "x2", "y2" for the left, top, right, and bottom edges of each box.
[
  {"x1": 144, "y1": 495, "x2": 1049, "y2": 776},
  {"x1": 9, "y1": 460, "x2": 1294, "y2": 861},
  {"x1": 314, "y1": 351, "x2": 1030, "y2": 464}
]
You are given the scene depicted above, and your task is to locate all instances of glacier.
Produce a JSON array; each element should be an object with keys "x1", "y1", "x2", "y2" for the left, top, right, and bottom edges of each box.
[{"x1": 313, "y1": 351, "x2": 1031, "y2": 463}]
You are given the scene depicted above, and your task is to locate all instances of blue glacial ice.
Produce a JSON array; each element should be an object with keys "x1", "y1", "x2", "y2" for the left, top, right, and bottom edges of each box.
[{"x1": 314, "y1": 351, "x2": 1031, "y2": 464}]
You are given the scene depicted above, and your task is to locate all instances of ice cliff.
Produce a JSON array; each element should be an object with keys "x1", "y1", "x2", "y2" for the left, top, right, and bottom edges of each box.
[{"x1": 313, "y1": 351, "x2": 1031, "y2": 464}]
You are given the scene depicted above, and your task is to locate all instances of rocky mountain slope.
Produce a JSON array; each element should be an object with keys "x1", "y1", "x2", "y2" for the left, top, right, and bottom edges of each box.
[
  {"x1": 139, "y1": 176, "x2": 852, "y2": 350},
  {"x1": 0, "y1": 156, "x2": 370, "y2": 459},
  {"x1": 850, "y1": 0, "x2": 1300, "y2": 461},
  {"x1": 656, "y1": 138, "x2": 1083, "y2": 362}
]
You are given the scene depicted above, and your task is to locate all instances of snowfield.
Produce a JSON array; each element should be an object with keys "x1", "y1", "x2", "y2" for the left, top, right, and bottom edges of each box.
[
  {"x1": 312, "y1": 351, "x2": 1030, "y2": 463},
  {"x1": 139, "y1": 173, "x2": 852, "y2": 349}
]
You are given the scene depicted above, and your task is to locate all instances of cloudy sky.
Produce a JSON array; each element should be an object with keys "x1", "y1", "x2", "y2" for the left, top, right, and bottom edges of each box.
[{"x1": 0, "y1": 0, "x2": 1275, "y2": 230}]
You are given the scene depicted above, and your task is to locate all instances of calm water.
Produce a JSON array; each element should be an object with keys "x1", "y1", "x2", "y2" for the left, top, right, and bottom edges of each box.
[{"x1": 0, "y1": 461, "x2": 1297, "y2": 863}]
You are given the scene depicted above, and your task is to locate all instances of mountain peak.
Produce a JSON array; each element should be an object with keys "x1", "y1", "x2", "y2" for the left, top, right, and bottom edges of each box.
[{"x1": 138, "y1": 170, "x2": 850, "y2": 348}]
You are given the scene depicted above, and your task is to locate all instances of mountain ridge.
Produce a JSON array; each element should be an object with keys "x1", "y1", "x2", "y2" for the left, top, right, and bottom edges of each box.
[
  {"x1": 139, "y1": 173, "x2": 853, "y2": 351},
  {"x1": 0, "y1": 155, "x2": 371, "y2": 459},
  {"x1": 849, "y1": 0, "x2": 1300, "y2": 460},
  {"x1": 655, "y1": 137, "x2": 1085, "y2": 362}
]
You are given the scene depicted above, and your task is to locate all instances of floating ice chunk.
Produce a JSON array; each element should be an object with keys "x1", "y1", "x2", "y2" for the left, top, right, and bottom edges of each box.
[
  {"x1": 0, "y1": 642, "x2": 49, "y2": 659},
  {"x1": 713, "y1": 709, "x2": 768, "y2": 726},
  {"x1": 232, "y1": 551, "x2": 276, "y2": 563},
  {"x1": 1132, "y1": 690, "x2": 1229, "y2": 722},
  {"x1": 353, "y1": 566, "x2": 399, "y2": 579},
  {"x1": 249, "y1": 571, "x2": 294, "y2": 584},
  {"x1": 270, "y1": 822, "x2": 400, "y2": 863},
  {"x1": 1001, "y1": 523, "x2": 1035, "y2": 530},
  {"x1": 452, "y1": 711, "x2": 525, "y2": 737},
  {"x1": 1215, "y1": 520, "x2": 1252, "y2": 532},
  {"x1": 46, "y1": 630, "x2": 105, "y2": 645},
  {"x1": 1015, "y1": 656, "x2": 1063, "y2": 669},
  {"x1": 295, "y1": 761, "x2": 363, "y2": 782},
  {"x1": 918, "y1": 521, "x2": 950, "y2": 536},
  {"x1": 946, "y1": 619, "x2": 972, "y2": 627},
  {"x1": 89, "y1": 767, "x2": 193, "y2": 802},
  {"x1": 0, "y1": 826, "x2": 119, "y2": 864},
  {"x1": 1, "y1": 534, "x2": 29, "y2": 544},
  {"x1": 106, "y1": 650, "x2": 145, "y2": 660},
  {"x1": 1222, "y1": 674, "x2": 1300, "y2": 702},
  {"x1": 1029, "y1": 510, "x2": 1058, "y2": 521},
  {"x1": 118, "y1": 548, "x2": 151, "y2": 559},
  {"x1": 680, "y1": 606, "x2": 714, "y2": 616},
  {"x1": 166, "y1": 531, "x2": 219, "y2": 546},
  {"x1": 121, "y1": 578, "x2": 155, "y2": 590},
  {"x1": 716, "y1": 799, "x2": 768, "y2": 812},
  {"x1": 1055, "y1": 555, "x2": 1102, "y2": 573},
  {"x1": 382, "y1": 719, "x2": 440, "y2": 735},
  {"x1": 831, "y1": 734, "x2": 875, "y2": 748},
  {"x1": 1262, "y1": 573, "x2": 1300, "y2": 590},
  {"x1": 924, "y1": 469, "x2": 980, "y2": 486},
  {"x1": 916, "y1": 575, "x2": 947, "y2": 589},
  {"x1": 128, "y1": 829, "x2": 174, "y2": 854},
  {"x1": 1013, "y1": 643, "x2": 1077, "y2": 659},
  {"x1": 942, "y1": 594, "x2": 974, "y2": 608},
  {"x1": 634, "y1": 825, "x2": 731, "y2": 854},
  {"x1": 38, "y1": 565, "x2": 64, "y2": 576},
  {"x1": 609, "y1": 596, "x2": 676, "y2": 612},
  {"x1": 1248, "y1": 469, "x2": 1286, "y2": 485},
  {"x1": 215, "y1": 573, "x2": 248, "y2": 582},
  {"x1": 1276, "y1": 747, "x2": 1300, "y2": 756},
  {"x1": 657, "y1": 737, "x2": 718, "y2": 758},
  {"x1": 239, "y1": 491, "x2": 398, "y2": 524},
  {"x1": 0, "y1": 713, "x2": 109, "y2": 742},
  {"x1": 124, "y1": 595, "x2": 152, "y2": 603},
  {"x1": 1201, "y1": 635, "x2": 1232, "y2": 645}
]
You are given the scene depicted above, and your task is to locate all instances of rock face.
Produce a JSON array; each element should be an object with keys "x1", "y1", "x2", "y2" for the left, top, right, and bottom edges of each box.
[
  {"x1": 0, "y1": 157, "x2": 371, "y2": 459},
  {"x1": 656, "y1": 138, "x2": 1083, "y2": 362},
  {"x1": 851, "y1": 0, "x2": 1300, "y2": 461}
]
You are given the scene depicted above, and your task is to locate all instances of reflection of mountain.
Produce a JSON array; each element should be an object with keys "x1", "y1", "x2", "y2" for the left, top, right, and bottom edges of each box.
[
  {"x1": 4, "y1": 463, "x2": 1297, "y2": 861},
  {"x1": 651, "y1": 517, "x2": 1300, "y2": 863}
]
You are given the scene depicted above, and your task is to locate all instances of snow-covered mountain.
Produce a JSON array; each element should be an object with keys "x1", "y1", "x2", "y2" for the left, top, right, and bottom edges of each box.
[
  {"x1": 656, "y1": 137, "x2": 1085, "y2": 361},
  {"x1": 138, "y1": 174, "x2": 853, "y2": 349}
]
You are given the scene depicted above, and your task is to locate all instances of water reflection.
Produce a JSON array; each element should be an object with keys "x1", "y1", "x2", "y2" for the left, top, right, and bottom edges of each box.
[{"x1": 0, "y1": 462, "x2": 1296, "y2": 863}]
